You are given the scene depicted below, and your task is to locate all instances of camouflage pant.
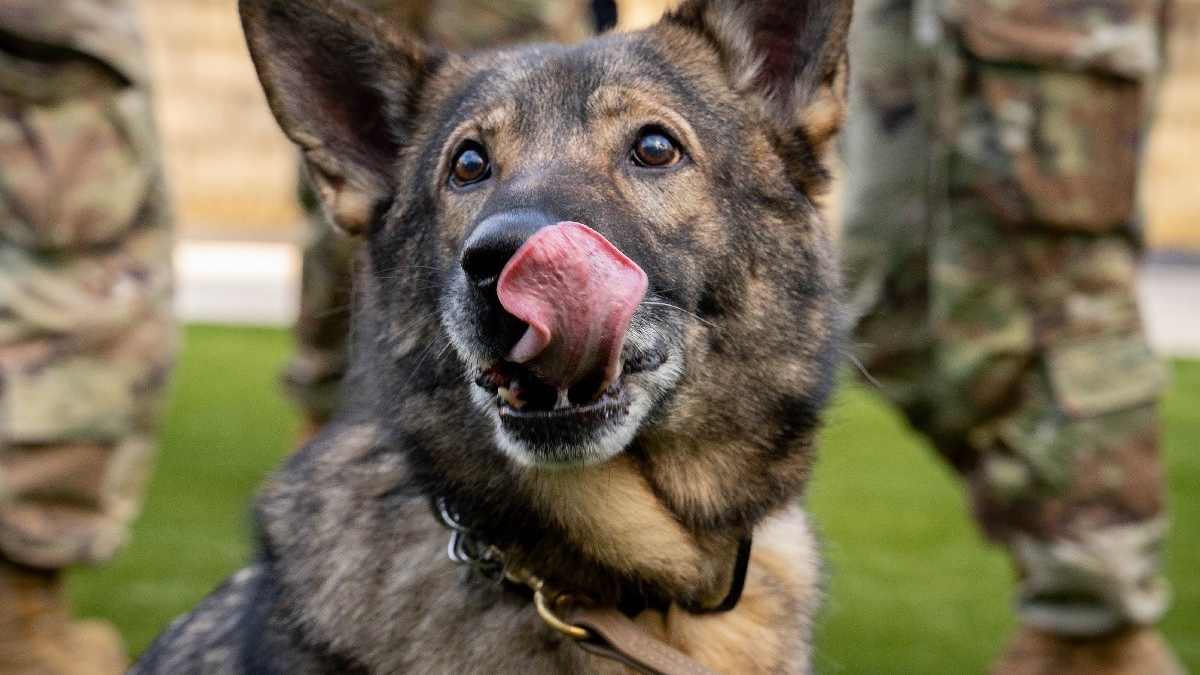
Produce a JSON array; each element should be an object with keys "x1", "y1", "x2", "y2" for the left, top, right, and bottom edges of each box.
[
  {"x1": 0, "y1": 1, "x2": 175, "y2": 570},
  {"x1": 283, "y1": 0, "x2": 592, "y2": 421},
  {"x1": 282, "y1": 176, "x2": 353, "y2": 421},
  {"x1": 842, "y1": 0, "x2": 1171, "y2": 638}
]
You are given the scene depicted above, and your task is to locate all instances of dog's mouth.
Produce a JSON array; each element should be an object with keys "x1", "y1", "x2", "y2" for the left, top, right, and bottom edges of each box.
[
  {"x1": 473, "y1": 347, "x2": 666, "y2": 420},
  {"x1": 457, "y1": 221, "x2": 671, "y2": 464}
]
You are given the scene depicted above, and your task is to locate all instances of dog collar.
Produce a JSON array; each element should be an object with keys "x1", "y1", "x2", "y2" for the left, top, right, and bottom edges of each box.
[
  {"x1": 431, "y1": 496, "x2": 748, "y2": 675},
  {"x1": 431, "y1": 496, "x2": 750, "y2": 614}
]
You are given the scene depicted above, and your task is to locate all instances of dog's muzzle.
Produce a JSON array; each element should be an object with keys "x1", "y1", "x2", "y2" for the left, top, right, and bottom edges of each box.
[
  {"x1": 465, "y1": 220, "x2": 652, "y2": 411},
  {"x1": 454, "y1": 214, "x2": 667, "y2": 464}
]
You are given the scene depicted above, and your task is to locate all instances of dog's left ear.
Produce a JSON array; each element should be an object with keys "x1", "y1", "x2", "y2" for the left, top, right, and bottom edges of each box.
[
  {"x1": 240, "y1": 0, "x2": 444, "y2": 234},
  {"x1": 663, "y1": 0, "x2": 853, "y2": 145}
]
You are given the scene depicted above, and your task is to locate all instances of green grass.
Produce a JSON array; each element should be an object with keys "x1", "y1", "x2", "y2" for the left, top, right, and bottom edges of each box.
[
  {"x1": 70, "y1": 326, "x2": 1199, "y2": 671},
  {"x1": 811, "y1": 361, "x2": 1200, "y2": 673},
  {"x1": 70, "y1": 325, "x2": 296, "y2": 650}
]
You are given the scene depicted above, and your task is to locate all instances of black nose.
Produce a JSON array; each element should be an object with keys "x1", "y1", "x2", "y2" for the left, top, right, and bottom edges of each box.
[{"x1": 460, "y1": 210, "x2": 554, "y2": 286}]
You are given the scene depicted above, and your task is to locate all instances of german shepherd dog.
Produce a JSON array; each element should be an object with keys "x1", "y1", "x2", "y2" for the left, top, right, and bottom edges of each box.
[{"x1": 131, "y1": 0, "x2": 851, "y2": 672}]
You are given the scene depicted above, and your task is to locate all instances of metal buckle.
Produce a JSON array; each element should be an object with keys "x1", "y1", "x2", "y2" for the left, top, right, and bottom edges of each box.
[{"x1": 432, "y1": 496, "x2": 590, "y2": 641}]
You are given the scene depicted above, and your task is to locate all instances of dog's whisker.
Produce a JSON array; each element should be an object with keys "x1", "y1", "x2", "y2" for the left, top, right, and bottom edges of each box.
[
  {"x1": 841, "y1": 349, "x2": 882, "y2": 389},
  {"x1": 380, "y1": 263, "x2": 445, "y2": 275},
  {"x1": 375, "y1": 272, "x2": 442, "y2": 283},
  {"x1": 402, "y1": 340, "x2": 444, "y2": 386},
  {"x1": 641, "y1": 301, "x2": 715, "y2": 328},
  {"x1": 390, "y1": 310, "x2": 440, "y2": 336}
]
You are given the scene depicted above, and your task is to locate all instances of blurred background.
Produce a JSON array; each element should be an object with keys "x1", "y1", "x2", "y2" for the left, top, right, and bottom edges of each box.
[
  {"x1": 147, "y1": 0, "x2": 1198, "y2": 247},
  {"x1": 67, "y1": 0, "x2": 1198, "y2": 672},
  {"x1": 155, "y1": 0, "x2": 1200, "y2": 350}
]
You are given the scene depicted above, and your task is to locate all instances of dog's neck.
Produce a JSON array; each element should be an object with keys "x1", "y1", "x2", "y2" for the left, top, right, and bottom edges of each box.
[
  {"x1": 434, "y1": 453, "x2": 754, "y2": 614},
  {"x1": 510, "y1": 454, "x2": 751, "y2": 608}
]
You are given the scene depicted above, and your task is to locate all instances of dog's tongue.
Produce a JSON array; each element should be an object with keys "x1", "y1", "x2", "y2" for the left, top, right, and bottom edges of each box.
[{"x1": 497, "y1": 222, "x2": 647, "y2": 390}]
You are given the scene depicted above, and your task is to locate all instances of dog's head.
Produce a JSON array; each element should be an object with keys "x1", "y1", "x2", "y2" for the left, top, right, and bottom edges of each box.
[{"x1": 242, "y1": 0, "x2": 849, "y2": 521}]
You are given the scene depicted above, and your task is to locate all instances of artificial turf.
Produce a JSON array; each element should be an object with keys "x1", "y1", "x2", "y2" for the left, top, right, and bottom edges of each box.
[{"x1": 70, "y1": 325, "x2": 1199, "y2": 671}]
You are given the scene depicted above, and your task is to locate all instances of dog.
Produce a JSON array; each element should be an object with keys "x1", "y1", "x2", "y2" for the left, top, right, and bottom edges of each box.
[{"x1": 130, "y1": 0, "x2": 852, "y2": 672}]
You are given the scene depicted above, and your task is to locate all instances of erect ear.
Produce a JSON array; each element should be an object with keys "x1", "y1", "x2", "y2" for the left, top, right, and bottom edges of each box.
[
  {"x1": 240, "y1": 0, "x2": 443, "y2": 234},
  {"x1": 663, "y1": 0, "x2": 853, "y2": 145}
]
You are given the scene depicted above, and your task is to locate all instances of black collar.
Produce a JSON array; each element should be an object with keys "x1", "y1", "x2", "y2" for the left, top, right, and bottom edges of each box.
[{"x1": 431, "y1": 496, "x2": 751, "y2": 616}]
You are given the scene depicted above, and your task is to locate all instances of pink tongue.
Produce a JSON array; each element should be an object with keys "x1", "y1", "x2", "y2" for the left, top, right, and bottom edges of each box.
[{"x1": 497, "y1": 222, "x2": 648, "y2": 390}]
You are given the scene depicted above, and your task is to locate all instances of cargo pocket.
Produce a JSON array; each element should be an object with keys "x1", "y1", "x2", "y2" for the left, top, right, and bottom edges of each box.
[
  {"x1": 0, "y1": 54, "x2": 155, "y2": 251},
  {"x1": 1046, "y1": 333, "x2": 1166, "y2": 419},
  {"x1": 953, "y1": 0, "x2": 1165, "y2": 233},
  {"x1": 1, "y1": 356, "x2": 137, "y2": 445},
  {"x1": 979, "y1": 334, "x2": 1166, "y2": 499}
]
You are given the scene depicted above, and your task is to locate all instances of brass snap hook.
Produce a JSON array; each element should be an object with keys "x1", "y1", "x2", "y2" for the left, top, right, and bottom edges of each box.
[{"x1": 532, "y1": 583, "x2": 591, "y2": 641}]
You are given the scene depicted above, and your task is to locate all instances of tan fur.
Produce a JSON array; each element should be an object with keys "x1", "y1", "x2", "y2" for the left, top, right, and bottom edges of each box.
[
  {"x1": 527, "y1": 456, "x2": 709, "y2": 592},
  {"x1": 286, "y1": 137, "x2": 383, "y2": 235},
  {"x1": 635, "y1": 508, "x2": 820, "y2": 675}
]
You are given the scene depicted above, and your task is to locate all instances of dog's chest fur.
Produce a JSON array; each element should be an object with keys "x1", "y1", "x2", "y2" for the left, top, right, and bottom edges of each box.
[{"x1": 137, "y1": 423, "x2": 819, "y2": 675}]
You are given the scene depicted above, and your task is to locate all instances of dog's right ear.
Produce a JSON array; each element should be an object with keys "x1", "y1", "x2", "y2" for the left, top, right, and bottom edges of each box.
[
  {"x1": 662, "y1": 0, "x2": 853, "y2": 148},
  {"x1": 240, "y1": 0, "x2": 442, "y2": 234}
]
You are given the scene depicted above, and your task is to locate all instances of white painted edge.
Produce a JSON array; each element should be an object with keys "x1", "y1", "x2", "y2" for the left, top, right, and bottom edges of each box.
[{"x1": 173, "y1": 240, "x2": 1200, "y2": 357}]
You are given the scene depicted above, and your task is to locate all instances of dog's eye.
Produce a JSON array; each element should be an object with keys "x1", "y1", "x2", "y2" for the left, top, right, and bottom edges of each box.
[
  {"x1": 631, "y1": 130, "x2": 681, "y2": 169},
  {"x1": 451, "y1": 143, "x2": 491, "y2": 187}
]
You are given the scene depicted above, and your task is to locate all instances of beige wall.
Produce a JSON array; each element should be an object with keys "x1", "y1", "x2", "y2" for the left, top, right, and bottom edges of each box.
[
  {"x1": 141, "y1": 0, "x2": 1199, "y2": 249},
  {"x1": 615, "y1": 0, "x2": 680, "y2": 28},
  {"x1": 1145, "y1": 0, "x2": 1200, "y2": 250},
  {"x1": 138, "y1": 0, "x2": 301, "y2": 239}
]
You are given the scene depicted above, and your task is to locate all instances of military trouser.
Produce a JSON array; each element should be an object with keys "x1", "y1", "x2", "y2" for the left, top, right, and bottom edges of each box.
[
  {"x1": 281, "y1": 176, "x2": 353, "y2": 422},
  {"x1": 842, "y1": 0, "x2": 1172, "y2": 638},
  {"x1": 283, "y1": 0, "x2": 592, "y2": 420},
  {"x1": 0, "y1": 4, "x2": 174, "y2": 570}
]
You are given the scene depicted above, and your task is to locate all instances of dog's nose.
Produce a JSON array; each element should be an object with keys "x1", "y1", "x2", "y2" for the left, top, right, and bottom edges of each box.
[{"x1": 460, "y1": 210, "x2": 554, "y2": 286}]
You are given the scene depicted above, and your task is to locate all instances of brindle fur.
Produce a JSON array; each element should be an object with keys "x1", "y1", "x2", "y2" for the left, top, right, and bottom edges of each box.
[{"x1": 131, "y1": 0, "x2": 853, "y2": 672}]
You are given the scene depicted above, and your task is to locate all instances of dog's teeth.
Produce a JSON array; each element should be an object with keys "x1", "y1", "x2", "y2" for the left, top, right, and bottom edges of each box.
[
  {"x1": 554, "y1": 389, "x2": 571, "y2": 410},
  {"x1": 498, "y1": 387, "x2": 525, "y2": 409}
]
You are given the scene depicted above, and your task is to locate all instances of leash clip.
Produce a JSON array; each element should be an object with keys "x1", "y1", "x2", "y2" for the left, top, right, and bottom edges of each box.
[
  {"x1": 431, "y1": 497, "x2": 592, "y2": 641},
  {"x1": 532, "y1": 582, "x2": 592, "y2": 642}
]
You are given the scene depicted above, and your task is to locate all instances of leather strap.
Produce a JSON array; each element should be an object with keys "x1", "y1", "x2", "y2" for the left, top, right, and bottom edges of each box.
[
  {"x1": 430, "y1": 497, "x2": 742, "y2": 675},
  {"x1": 679, "y1": 537, "x2": 752, "y2": 614},
  {"x1": 568, "y1": 607, "x2": 727, "y2": 675}
]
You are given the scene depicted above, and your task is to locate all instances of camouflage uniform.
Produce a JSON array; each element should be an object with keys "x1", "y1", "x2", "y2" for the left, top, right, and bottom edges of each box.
[
  {"x1": 283, "y1": 0, "x2": 591, "y2": 421},
  {"x1": 842, "y1": 0, "x2": 1172, "y2": 638},
  {"x1": 0, "y1": 0, "x2": 174, "y2": 570}
]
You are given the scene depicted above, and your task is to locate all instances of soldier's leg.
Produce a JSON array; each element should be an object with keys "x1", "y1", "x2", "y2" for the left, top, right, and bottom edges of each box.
[
  {"x1": 841, "y1": 0, "x2": 950, "y2": 437},
  {"x1": 0, "y1": 9, "x2": 174, "y2": 674},
  {"x1": 282, "y1": 173, "x2": 354, "y2": 438},
  {"x1": 929, "y1": 213, "x2": 1182, "y2": 674},
  {"x1": 844, "y1": 0, "x2": 1186, "y2": 669},
  {"x1": 930, "y1": 19, "x2": 1182, "y2": 675}
]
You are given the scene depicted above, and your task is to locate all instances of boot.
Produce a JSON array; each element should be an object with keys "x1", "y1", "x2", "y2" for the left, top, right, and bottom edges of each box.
[
  {"x1": 990, "y1": 625, "x2": 1190, "y2": 675},
  {"x1": 0, "y1": 558, "x2": 127, "y2": 675}
]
